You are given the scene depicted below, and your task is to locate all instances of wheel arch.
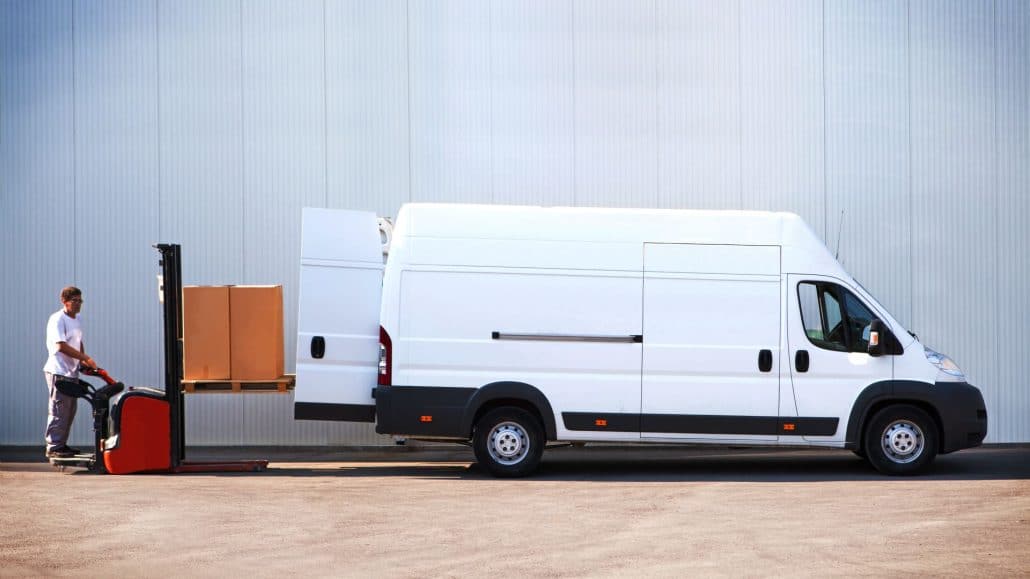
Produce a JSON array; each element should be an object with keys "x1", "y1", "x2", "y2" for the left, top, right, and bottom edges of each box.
[
  {"x1": 460, "y1": 381, "x2": 557, "y2": 441},
  {"x1": 845, "y1": 381, "x2": 944, "y2": 451}
]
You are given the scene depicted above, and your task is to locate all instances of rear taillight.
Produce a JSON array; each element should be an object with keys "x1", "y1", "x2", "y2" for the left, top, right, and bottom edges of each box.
[{"x1": 378, "y1": 326, "x2": 392, "y2": 386}]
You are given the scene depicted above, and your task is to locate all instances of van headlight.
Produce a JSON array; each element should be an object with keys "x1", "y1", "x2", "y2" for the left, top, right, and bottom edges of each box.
[{"x1": 924, "y1": 347, "x2": 965, "y2": 382}]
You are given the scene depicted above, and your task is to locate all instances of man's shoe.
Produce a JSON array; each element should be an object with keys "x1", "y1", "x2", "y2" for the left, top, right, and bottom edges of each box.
[
  {"x1": 46, "y1": 446, "x2": 76, "y2": 458},
  {"x1": 65, "y1": 446, "x2": 82, "y2": 455}
]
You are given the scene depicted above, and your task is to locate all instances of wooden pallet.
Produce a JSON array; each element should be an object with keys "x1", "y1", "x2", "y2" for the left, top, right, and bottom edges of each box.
[{"x1": 182, "y1": 374, "x2": 295, "y2": 394}]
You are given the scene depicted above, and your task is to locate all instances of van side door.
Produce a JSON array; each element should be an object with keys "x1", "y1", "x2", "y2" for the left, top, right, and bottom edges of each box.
[
  {"x1": 640, "y1": 244, "x2": 781, "y2": 441},
  {"x1": 785, "y1": 275, "x2": 894, "y2": 442}
]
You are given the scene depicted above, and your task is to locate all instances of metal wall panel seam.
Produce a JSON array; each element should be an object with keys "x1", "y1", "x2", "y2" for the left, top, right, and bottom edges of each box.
[
  {"x1": 489, "y1": 0, "x2": 494, "y2": 204},
  {"x1": 155, "y1": 0, "x2": 161, "y2": 242},
  {"x1": 239, "y1": 0, "x2": 246, "y2": 284},
  {"x1": 907, "y1": 0, "x2": 914, "y2": 331},
  {"x1": 821, "y1": 0, "x2": 827, "y2": 242},
  {"x1": 650, "y1": 0, "x2": 659, "y2": 206},
  {"x1": 73, "y1": 2, "x2": 78, "y2": 282},
  {"x1": 323, "y1": 0, "x2": 328, "y2": 208},
  {"x1": 407, "y1": 0, "x2": 412, "y2": 206},
  {"x1": 737, "y1": 0, "x2": 743, "y2": 209},
  {"x1": 992, "y1": 0, "x2": 1000, "y2": 438},
  {"x1": 571, "y1": 0, "x2": 576, "y2": 206}
]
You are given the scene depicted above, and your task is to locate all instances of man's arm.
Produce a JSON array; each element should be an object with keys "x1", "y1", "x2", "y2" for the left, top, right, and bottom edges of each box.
[{"x1": 57, "y1": 341, "x2": 96, "y2": 369}]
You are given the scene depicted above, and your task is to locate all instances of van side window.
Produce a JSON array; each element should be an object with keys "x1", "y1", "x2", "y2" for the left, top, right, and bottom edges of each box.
[
  {"x1": 842, "y1": 290, "x2": 876, "y2": 352},
  {"x1": 797, "y1": 282, "x2": 879, "y2": 353}
]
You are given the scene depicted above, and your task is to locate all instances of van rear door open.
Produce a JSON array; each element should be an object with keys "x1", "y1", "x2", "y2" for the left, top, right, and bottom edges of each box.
[
  {"x1": 641, "y1": 243, "x2": 781, "y2": 440},
  {"x1": 294, "y1": 208, "x2": 383, "y2": 422}
]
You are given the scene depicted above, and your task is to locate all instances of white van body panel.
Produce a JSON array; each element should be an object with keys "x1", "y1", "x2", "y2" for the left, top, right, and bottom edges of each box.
[
  {"x1": 379, "y1": 204, "x2": 855, "y2": 444},
  {"x1": 894, "y1": 334, "x2": 939, "y2": 384},
  {"x1": 294, "y1": 208, "x2": 383, "y2": 408},
  {"x1": 394, "y1": 264, "x2": 644, "y2": 442},
  {"x1": 641, "y1": 244, "x2": 781, "y2": 441},
  {"x1": 297, "y1": 203, "x2": 987, "y2": 463}
]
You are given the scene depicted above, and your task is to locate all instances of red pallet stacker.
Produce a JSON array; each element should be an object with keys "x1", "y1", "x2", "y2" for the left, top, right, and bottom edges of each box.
[{"x1": 50, "y1": 244, "x2": 268, "y2": 474}]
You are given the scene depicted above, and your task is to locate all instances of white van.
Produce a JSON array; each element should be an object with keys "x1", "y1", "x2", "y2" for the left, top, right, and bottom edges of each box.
[{"x1": 293, "y1": 204, "x2": 987, "y2": 477}]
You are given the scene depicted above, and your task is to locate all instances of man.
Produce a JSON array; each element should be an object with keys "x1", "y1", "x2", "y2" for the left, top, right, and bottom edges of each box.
[{"x1": 43, "y1": 286, "x2": 98, "y2": 458}]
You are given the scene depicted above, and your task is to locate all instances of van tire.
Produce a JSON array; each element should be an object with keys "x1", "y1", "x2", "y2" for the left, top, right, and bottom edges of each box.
[
  {"x1": 472, "y1": 407, "x2": 544, "y2": 478},
  {"x1": 864, "y1": 404, "x2": 938, "y2": 475}
]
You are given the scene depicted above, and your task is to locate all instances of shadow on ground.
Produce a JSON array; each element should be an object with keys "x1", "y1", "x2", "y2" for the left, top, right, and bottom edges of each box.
[
  {"x1": 4, "y1": 445, "x2": 1026, "y2": 483},
  {"x1": 259, "y1": 447, "x2": 1030, "y2": 483}
]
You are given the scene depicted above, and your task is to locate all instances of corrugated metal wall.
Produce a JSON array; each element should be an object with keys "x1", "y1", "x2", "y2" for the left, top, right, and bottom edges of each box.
[{"x1": 1, "y1": 0, "x2": 1027, "y2": 446}]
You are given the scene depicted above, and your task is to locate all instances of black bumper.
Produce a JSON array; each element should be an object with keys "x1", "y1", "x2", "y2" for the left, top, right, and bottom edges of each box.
[
  {"x1": 932, "y1": 381, "x2": 988, "y2": 453},
  {"x1": 374, "y1": 385, "x2": 476, "y2": 438},
  {"x1": 846, "y1": 380, "x2": 987, "y2": 453}
]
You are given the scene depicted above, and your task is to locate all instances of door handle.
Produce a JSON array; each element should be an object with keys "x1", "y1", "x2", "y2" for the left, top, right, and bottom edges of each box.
[
  {"x1": 311, "y1": 336, "x2": 325, "y2": 359},
  {"x1": 758, "y1": 349, "x2": 773, "y2": 372},
  {"x1": 795, "y1": 350, "x2": 810, "y2": 373}
]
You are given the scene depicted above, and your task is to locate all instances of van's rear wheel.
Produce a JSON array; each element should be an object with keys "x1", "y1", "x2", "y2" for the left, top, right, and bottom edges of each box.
[
  {"x1": 473, "y1": 407, "x2": 544, "y2": 478},
  {"x1": 864, "y1": 404, "x2": 938, "y2": 475}
]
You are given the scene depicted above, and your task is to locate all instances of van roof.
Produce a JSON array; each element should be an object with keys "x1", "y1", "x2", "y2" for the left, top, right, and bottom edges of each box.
[{"x1": 397, "y1": 203, "x2": 825, "y2": 249}]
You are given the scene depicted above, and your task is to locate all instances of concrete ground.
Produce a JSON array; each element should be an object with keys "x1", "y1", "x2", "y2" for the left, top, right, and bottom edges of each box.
[{"x1": 1, "y1": 445, "x2": 1028, "y2": 578}]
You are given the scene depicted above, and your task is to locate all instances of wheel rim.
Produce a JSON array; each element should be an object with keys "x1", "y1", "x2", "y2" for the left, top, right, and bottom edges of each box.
[
  {"x1": 880, "y1": 420, "x2": 925, "y2": 464},
  {"x1": 487, "y1": 421, "x2": 530, "y2": 466}
]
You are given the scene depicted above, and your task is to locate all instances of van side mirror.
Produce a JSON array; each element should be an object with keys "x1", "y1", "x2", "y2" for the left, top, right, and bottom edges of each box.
[{"x1": 867, "y1": 320, "x2": 903, "y2": 357}]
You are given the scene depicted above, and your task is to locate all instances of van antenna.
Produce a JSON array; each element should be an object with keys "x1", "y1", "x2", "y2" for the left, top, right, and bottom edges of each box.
[{"x1": 834, "y1": 210, "x2": 845, "y2": 262}]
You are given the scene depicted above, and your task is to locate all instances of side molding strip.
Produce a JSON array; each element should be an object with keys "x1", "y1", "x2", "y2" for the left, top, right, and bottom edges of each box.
[
  {"x1": 564, "y1": 412, "x2": 839, "y2": 436},
  {"x1": 492, "y1": 332, "x2": 643, "y2": 344}
]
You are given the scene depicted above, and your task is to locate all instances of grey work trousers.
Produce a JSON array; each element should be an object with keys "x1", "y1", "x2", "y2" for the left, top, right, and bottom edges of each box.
[{"x1": 44, "y1": 371, "x2": 78, "y2": 451}]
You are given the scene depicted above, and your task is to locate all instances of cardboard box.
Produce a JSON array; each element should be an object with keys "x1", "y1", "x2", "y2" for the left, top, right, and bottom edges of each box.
[
  {"x1": 229, "y1": 285, "x2": 284, "y2": 381},
  {"x1": 182, "y1": 286, "x2": 231, "y2": 380}
]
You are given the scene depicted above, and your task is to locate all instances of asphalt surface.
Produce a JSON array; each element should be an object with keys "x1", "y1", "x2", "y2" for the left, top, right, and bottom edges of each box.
[{"x1": 1, "y1": 445, "x2": 1028, "y2": 577}]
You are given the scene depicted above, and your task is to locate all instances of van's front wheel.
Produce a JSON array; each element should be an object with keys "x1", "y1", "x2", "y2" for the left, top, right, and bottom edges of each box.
[
  {"x1": 864, "y1": 404, "x2": 938, "y2": 475},
  {"x1": 473, "y1": 407, "x2": 544, "y2": 478}
]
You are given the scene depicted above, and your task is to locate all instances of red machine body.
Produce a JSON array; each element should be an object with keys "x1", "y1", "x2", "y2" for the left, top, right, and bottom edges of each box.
[{"x1": 103, "y1": 390, "x2": 171, "y2": 475}]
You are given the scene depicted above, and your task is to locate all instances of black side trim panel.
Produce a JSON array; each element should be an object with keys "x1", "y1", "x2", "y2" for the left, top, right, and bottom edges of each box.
[
  {"x1": 372, "y1": 382, "x2": 558, "y2": 440},
  {"x1": 845, "y1": 380, "x2": 988, "y2": 453},
  {"x1": 295, "y1": 402, "x2": 375, "y2": 422},
  {"x1": 563, "y1": 412, "x2": 640, "y2": 432},
  {"x1": 644, "y1": 414, "x2": 779, "y2": 435},
  {"x1": 563, "y1": 413, "x2": 838, "y2": 436},
  {"x1": 784, "y1": 417, "x2": 840, "y2": 436},
  {"x1": 375, "y1": 386, "x2": 477, "y2": 437}
]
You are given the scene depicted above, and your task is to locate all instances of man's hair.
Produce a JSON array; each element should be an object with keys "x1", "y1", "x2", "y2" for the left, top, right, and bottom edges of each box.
[{"x1": 60, "y1": 286, "x2": 82, "y2": 301}]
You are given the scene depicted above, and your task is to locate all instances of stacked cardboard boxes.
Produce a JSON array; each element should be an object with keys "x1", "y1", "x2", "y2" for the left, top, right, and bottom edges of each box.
[
  {"x1": 182, "y1": 286, "x2": 231, "y2": 380},
  {"x1": 182, "y1": 285, "x2": 284, "y2": 382}
]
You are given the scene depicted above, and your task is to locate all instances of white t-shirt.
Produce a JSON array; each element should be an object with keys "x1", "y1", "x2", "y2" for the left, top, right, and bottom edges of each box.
[{"x1": 43, "y1": 310, "x2": 83, "y2": 378}]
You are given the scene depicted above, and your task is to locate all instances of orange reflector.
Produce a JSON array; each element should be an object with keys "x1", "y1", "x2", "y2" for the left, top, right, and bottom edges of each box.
[
  {"x1": 595, "y1": 419, "x2": 608, "y2": 427},
  {"x1": 870, "y1": 331, "x2": 880, "y2": 347},
  {"x1": 420, "y1": 415, "x2": 433, "y2": 423},
  {"x1": 783, "y1": 423, "x2": 796, "y2": 431}
]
